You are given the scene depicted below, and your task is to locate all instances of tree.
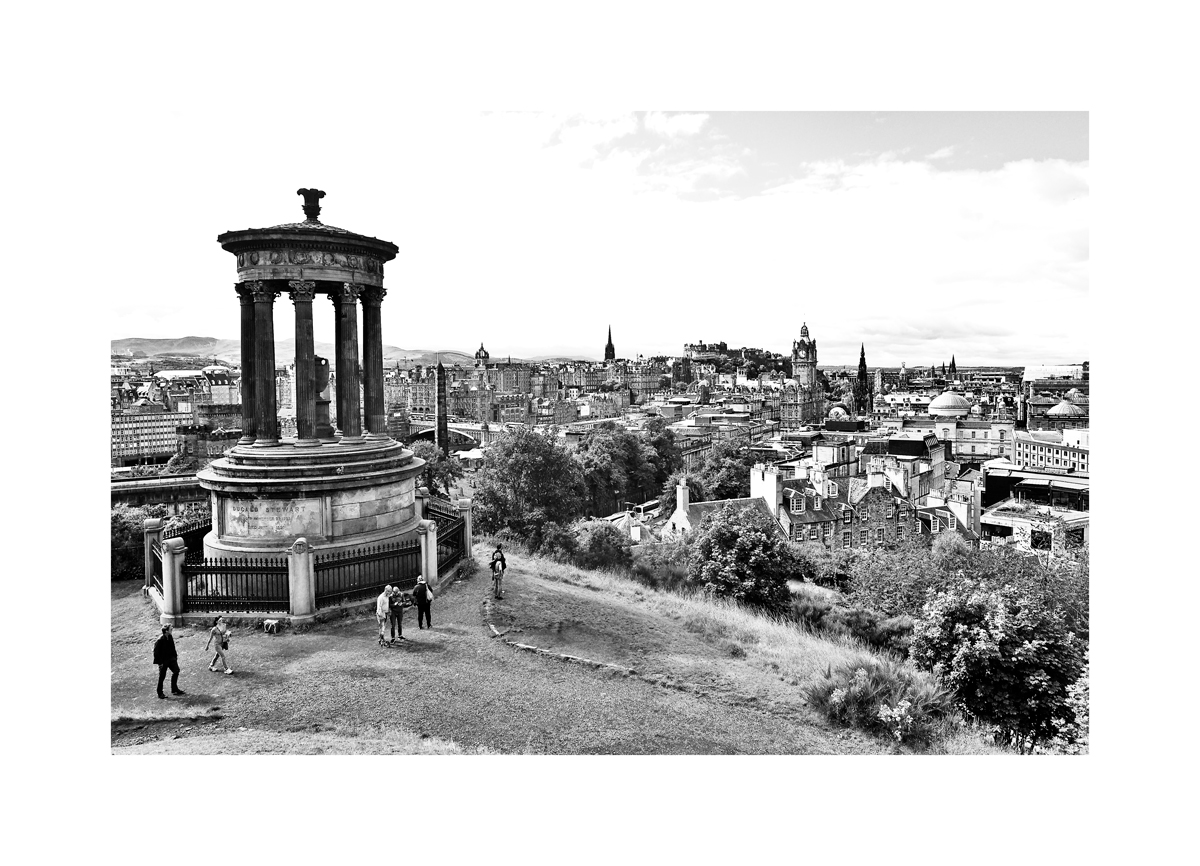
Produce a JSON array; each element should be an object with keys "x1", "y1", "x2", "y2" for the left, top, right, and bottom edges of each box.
[
  {"x1": 696, "y1": 440, "x2": 756, "y2": 500},
  {"x1": 472, "y1": 427, "x2": 586, "y2": 537},
  {"x1": 643, "y1": 416, "x2": 683, "y2": 489},
  {"x1": 686, "y1": 502, "x2": 794, "y2": 612},
  {"x1": 573, "y1": 519, "x2": 634, "y2": 570},
  {"x1": 576, "y1": 422, "x2": 658, "y2": 515},
  {"x1": 910, "y1": 582, "x2": 1085, "y2": 753},
  {"x1": 409, "y1": 440, "x2": 465, "y2": 498},
  {"x1": 112, "y1": 503, "x2": 170, "y2": 581},
  {"x1": 658, "y1": 472, "x2": 705, "y2": 517}
]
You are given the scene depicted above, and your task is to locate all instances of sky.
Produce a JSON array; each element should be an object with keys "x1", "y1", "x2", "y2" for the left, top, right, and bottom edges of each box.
[{"x1": 107, "y1": 110, "x2": 1087, "y2": 367}]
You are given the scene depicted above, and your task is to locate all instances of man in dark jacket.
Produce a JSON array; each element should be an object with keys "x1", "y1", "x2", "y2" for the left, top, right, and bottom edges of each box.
[
  {"x1": 153, "y1": 625, "x2": 185, "y2": 699},
  {"x1": 413, "y1": 575, "x2": 433, "y2": 629},
  {"x1": 388, "y1": 585, "x2": 407, "y2": 644}
]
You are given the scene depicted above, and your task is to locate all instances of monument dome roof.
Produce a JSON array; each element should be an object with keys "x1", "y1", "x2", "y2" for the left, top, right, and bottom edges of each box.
[{"x1": 929, "y1": 390, "x2": 971, "y2": 417}]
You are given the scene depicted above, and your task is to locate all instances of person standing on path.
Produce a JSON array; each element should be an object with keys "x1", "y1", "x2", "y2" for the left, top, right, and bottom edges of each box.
[
  {"x1": 205, "y1": 616, "x2": 234, "y2": 674},
  {"x1": 377, "y1": 586, "x2": 393, "y2": 646},
  {"x1": 153, "y1": 625, "x2": 185, "y2": 698},
  {"x1": 413, "y1": 575, "x2": 433, "y2": 629},
  {"x1": 388, "y1": 583, "x2": 407, "y2": 644},
  {"x1": 490, "y1": 546, "x2": 506, "y2": 599}
]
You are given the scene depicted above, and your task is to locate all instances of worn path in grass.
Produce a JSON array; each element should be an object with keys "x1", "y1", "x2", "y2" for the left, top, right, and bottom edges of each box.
[{"x1": 112, "y1": 543, "x2": 885, "y2": 754}]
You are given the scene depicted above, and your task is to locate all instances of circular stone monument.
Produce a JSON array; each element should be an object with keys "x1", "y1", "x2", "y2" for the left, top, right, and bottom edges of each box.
[{"x1": 198, "y1": 190, "x2": 424, "y2": 558}]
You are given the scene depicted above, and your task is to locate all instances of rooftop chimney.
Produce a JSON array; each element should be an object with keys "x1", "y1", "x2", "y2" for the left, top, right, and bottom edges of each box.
[{"x1": 676, "y1": 478, "x2": 690, "y2": 515}]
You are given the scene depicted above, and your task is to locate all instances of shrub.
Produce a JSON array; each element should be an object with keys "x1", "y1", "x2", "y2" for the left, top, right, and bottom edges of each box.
[
  {"x1": 686, "y1": 502, "x2": 794, "y2": 613},
  {"x1": 909, "y1": 582, "x2": 1085, "y2": 754},
  {"x1": 805, "y1": 657, "x2": 953, "y2": 746},
  {"x1": 789, "y1": 592, "x2": 913, "y2": 655},
  {"x1": 572, "y1": 520, "x2": 633, "y2": 571},
  {"x1": 630, "y1": 539, "x2": 692, "y2": 592}
]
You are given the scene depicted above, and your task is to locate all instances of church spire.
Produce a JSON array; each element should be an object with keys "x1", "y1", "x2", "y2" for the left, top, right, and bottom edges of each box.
[{"x1": 604, "y1": 325, "x2": 615, "y2": 362}]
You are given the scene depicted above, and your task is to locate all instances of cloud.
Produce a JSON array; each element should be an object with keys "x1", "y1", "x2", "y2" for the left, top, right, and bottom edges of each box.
[
  {"x1": 644, "y1": 111, "x2": 709, "y2": 137},
  {"x1": 926, "y1": 145, "x2": 956, "y2": 160}
]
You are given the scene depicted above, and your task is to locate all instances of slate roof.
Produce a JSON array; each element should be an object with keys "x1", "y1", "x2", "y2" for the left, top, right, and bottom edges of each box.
[{"x1": 686, "y1": 498, "x2": 786, "y2": 537}]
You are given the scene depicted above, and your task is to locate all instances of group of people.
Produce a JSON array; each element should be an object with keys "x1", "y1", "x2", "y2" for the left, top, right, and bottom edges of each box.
[
  {"x1": 152, "y1": 617, "x2": 234, "y2": 699},
  {"x1": 152, "y1": 549, "x2": 513, "y2": 696},
  {"x1": 376, "y1": 574, "x2": 434, "y2": 646}
]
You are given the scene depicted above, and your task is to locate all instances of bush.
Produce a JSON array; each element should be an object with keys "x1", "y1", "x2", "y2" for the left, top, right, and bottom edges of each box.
[
  {"x1": 909, "y1": 582, "x2": 1085, "y2": 754},
  {"x1": 790, "y1": 595, "x2": 914, "y2": 655},
  {"x1": 686, "y1": 502, "x2": 794, "y2": 613},
  {"x1": 572, "y1": 520, "x2": 633, "y2": 571},
  {"x1": 805, "y1": 657, "x2": 954, "y2": 746},
  {"x1": 630, "y1": 539, "x2": 691, "y2": 592},
  {"x1": 111, "y1": 504, "x2": 169, "y2": 581}
]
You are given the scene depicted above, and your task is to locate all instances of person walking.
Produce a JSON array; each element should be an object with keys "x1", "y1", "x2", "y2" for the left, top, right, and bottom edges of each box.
[
  {"x1": 153, "y1": 624, "x2": 185, "y2": 699},
  {"x1": 205, "y1": 616, "x2": 234, "y2": 675},
  {"x1": 376, "y1": 586, "x2": 393, "y2": 646},
  {"x1": 491, "y1": 552, "x2": 506, "y2": 599},
  {"x1": 388, "y1": 583, "x2": 407, "y2": 644},
  {"x1": 413, "y1": 575, "x2": 433, "y2": 629}
]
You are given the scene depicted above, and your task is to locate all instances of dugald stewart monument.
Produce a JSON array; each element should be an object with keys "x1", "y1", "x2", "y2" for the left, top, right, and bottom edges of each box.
[{"x1": 199, "y1": 190, "x2": 425, "y2": 562}]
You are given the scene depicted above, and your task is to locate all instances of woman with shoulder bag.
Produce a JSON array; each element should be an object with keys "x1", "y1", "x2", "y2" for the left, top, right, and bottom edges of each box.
[{"x1": 205, "y1": 616, "x2": 234, "y2": 675}]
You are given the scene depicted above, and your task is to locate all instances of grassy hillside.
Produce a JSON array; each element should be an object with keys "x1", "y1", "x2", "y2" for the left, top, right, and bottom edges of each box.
[{"x1": 111, "y1": 542, "x2": 1002, "y2": 754}]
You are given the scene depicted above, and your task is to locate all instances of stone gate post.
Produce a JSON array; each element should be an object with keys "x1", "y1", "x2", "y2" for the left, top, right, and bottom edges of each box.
[
  {"x1": 159, "y1": 537, "x2": 186, "y2": 626},
  {"x1": 414, "y1": 486, "x2": 429, "y2": 521},
  {"x1": 417, "y1": 519, "x2": 438, "y2": 588},
  {"x1": 457, "y1": 497, "x2": 473, "y2": 557},
  {"x1": 143, "y1": 517, "x2": 164, "y2": 595},
  {"x1": 288, "y1": 537, "x2": 317, "y2": 624}
]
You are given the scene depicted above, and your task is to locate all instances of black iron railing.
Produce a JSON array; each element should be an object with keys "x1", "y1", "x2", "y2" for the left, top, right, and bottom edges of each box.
[
  {"x1": 437, "y1": 516, "x2": 465, "y2": 576},
  {"x1": 163, "y1": 517, "x2": 212, "y2": 553},
  {"x1": 181, "y1": 553, "x2": 290, "y2": 613},
  {"x1": 314, "y1": 539, "x2": 422, "y2": 609}
]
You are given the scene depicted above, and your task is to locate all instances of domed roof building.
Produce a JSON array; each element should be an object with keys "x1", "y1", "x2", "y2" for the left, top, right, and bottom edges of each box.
[
  {"x1": 928, "y1": 390, "x2": 972, "y2": 418},
  {"x1": 1048, "y1": 398, "x2": 1086, "y2": 417},
  {"x1": 1064, "y1": 388, "x2": 1089, "y2": 405}
]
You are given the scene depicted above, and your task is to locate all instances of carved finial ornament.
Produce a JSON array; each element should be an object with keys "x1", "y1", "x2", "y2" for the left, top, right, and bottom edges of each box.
[
  {"x1": 297, "y1": 188, "x2": 325, "y2": 222},
  {"x1": 288, "y1": 280, "x2": 317, "y2": 303}
]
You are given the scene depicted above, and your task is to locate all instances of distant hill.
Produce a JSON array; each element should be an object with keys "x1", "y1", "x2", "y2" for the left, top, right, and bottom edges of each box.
[{"x1": 110, "y1": 337, "x2": 588, "y2": 368}]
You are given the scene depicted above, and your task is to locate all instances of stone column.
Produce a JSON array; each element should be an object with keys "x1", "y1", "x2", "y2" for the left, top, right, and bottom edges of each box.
[
  {"x1": 289, "y1": 280, "x2": 320, "y2": 447},
  {"x1": 249, "y1": 280, "x2": 281, "y2": 447},
  {"x1": 335, "y1": 282, "x2": 364, "y2": 443},
  {"x1": 143, "y1": 517, "x2": 164, "y2": 594},
  {"x1": 361, "y1": 286, "x2": 388, "y2": 440},
  {"x1": 330, "y1": 293, "x2": 344, "y2": 434},
  {"x1": 236, "y1": 285, "x2": 257, "y2": 444},
  {"x1": 159, "y1": 537, "x2": 186, "y2": 626},
  {"x1": 417, "y1": 519, "x2": 439, "y2": 589},
  {"x1": 414, "y1": 486, "x2": 429, "y2": 521},
  {"x1": 457, "y1": 498, "x2": 473, "y2": 557},
  {"x1": 287, "y1": 537, "x2": 317, "y2": 623}
]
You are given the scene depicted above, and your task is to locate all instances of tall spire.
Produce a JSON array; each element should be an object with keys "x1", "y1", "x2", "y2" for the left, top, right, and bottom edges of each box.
[{"x1": 604, "y1": 325, "x2": 616, "y2": 362}]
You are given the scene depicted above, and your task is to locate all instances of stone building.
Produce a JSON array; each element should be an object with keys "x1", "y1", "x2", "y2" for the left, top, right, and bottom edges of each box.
[{"x1": 780, "y1": 323, "x2": 825, "y2": 429}]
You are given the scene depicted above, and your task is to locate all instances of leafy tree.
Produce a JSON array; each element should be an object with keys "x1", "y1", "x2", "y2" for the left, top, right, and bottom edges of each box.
[
  {"x1": 573, "y1": 519, "x2": 634, "y2": 570},
  {"x1": 696, "y1": 440, "x2": 756, "y2": 501},
  {"x1": 642, "y1": 416, "x2": 683, "y2": 488},
  {"x1": 111, "y1": 503, "x2": 170, "y2": 580},
  {"x1": 686, "y1": 502, "x2": 794, "y2": 612},
  {"x1": 658, "y1": 472, "x2": 705, "y2": 517},
  {"x1": 910, "y1": 582, "x2": 1085, "y2": 753},
  {"x1": 576, "y1": 422, "x2": 657, "y2": 515},
  {"x1": 409, "y1": 440, "x2": 465, "y2": 499},
  {"x1": 472, "y1": 427, "x2": 586, "y2": 537}
]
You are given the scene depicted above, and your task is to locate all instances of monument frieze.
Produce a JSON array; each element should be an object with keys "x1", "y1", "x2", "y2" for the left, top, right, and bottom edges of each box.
[{"x1": 236, "y1": 248, "x2": 383, "y2": 275}]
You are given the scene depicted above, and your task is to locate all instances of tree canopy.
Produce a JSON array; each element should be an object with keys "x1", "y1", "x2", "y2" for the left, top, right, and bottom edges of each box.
[
  {"x1": 686, "y1": 502, "x2": 794, "y2": 612},
  {"x1": 472, "y1": 427, "x2": 586, "y2": 536},
  {"x1": 695, "y1": 440, "x2": 756, "y2": 501},
  {"x1": 409, "y1": 440, "x2": 465, "y2": 499}
]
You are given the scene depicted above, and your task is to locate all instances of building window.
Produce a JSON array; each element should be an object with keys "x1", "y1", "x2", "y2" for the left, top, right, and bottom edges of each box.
[
  {"x1": 932, "y1": 517, "x2": 941, "y2": 533},
  {"x1": 859, "y1": 530, "x2": 867, "y2": 545},
  {"x1": 790, "y1": 496, "x2": 803, "y2": 514},
  {"x1": 877, "y1": 528, "x2": 885, "y2": 544},
  {"x1": 843, "y1": 509, "x2": 852, "y2": 524},
  {"x1": 842, "y1": 531, "x2": 851, "y2": 549},
  {"x1": 809, "y1": 526, "x2": 818, "y2": 541},
  {"x1": 949, "y1": 515, "x2": 957, "y2": 530}
]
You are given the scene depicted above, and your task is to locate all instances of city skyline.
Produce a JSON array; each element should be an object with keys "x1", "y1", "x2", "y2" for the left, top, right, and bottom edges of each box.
[{"x1": 110, "y1": 112, "x2": 1087, "y2": 367}]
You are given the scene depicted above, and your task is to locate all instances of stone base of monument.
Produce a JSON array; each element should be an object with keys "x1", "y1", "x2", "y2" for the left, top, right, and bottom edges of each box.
[{"x1": 196, "y1": 437, "x2": 424, "y2": 559}]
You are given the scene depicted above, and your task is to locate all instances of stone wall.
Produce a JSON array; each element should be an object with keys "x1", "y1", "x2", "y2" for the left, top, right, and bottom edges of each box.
[{"x1": 330, "y1": 480, "x2": 416, "y2": 538}]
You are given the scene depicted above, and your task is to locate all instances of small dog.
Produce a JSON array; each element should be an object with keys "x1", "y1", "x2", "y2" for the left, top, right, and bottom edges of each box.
[{"x1": 263, "y1": 619, "x2": 280, "y2": 635}]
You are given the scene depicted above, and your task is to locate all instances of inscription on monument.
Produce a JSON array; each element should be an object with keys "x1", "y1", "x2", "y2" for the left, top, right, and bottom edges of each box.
[{"x1": 223, "y1": 498, "x2": 323, "y2": 539}]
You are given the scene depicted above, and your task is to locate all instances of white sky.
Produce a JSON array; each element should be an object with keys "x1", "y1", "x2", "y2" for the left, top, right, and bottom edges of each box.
[{"x1": 106, "y1": 107, "x2": 1087, "y2": 366}]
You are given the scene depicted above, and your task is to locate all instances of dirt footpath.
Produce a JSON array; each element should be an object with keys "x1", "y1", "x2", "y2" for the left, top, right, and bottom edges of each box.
[{"x1": 112, "y1": 544, "x2": 883, "y2": 754}]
